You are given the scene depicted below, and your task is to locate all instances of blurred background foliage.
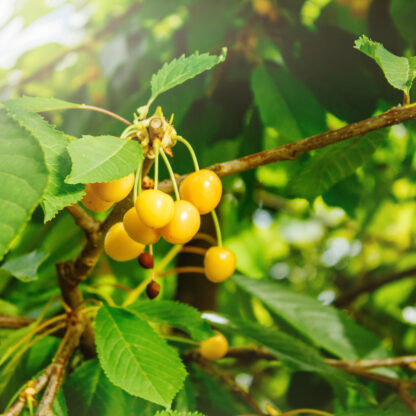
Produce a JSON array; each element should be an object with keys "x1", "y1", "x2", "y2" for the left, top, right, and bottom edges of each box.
[{"x1": 2, "y1": 0, "x2": 416, "y2": 414}]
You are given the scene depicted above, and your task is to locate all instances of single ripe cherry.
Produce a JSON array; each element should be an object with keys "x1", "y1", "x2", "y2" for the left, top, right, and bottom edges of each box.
[
  {"x1": 179, "y1": 169, "x2": 222, "y2": 215},
  {"x1": 104, "y1": 222, "x2": 145, "y2": 262},
  {"x1": 91, "y1": 173, "x2": 135, "y2": 203},
  {"x1": 81, "y1": 184, "x2": 113, "y2": 212},
  {"x1": 199, "y1": 332, "x2": 229, "y2": 360},
  {"x1": 123, "y1": 207, "x2": 160, "y2": 245},
  {"x1": 204, "y1": 246, "x2": 236, "y2": 283},
  {"x1": 138, "y1": 252, "x2": 154, "y2": 269},
  {"x1": 135, "y1": 189, "x2": 174, "y2": 229},
  {"x1": 160, "y1": 200, "x2": 201, "y2": 245},
  {"x1": 146, "y1": 281, "x2": 160, "y2": 299}
]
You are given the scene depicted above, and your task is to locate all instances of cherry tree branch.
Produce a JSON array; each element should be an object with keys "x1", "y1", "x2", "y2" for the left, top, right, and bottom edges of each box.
[
  {"x1": 159, "y1": 103, "x2": 416, "y2": 193},
  {"x1": 334, "y1": 265, "x2": 416, "y2": 307}
]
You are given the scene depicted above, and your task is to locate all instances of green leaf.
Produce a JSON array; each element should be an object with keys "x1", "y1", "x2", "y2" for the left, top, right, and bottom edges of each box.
[
  {"x1": 0, "y1": 299, "x2": 19, "y2": 315},
  {"x1": 155, "y1": 412, "x2": 205, "y2": 416},
  {"x1": 150, "y1": 48, "x2": 227, "y2": 102},
  {"x1": 289, "y1": 130, "x2": 385, "y2": 201},
  {"x1": 354, "y1": 35, "x2": 416, "y2": 94},
  {"x1": 4, "y1": 102, "x2": 84, "y2": 222},
  {"x1": 233, "y1": 275, "x2": 387, "y2": 360},
  {"x1": 52, "y1": 390, "x2": 68, "y2": 416},
  {"x1": 127, "y1": 300, "x2": 215, "y2": 341},
  {"x1": 65, "y1": 359, "x2": 128, "y2": 416},
  {"x1": 95, "y1": 306, "x2": 187, "y2": 407},
  {"x1": 1, "y1": 250, "x2": 48, "y2": 282},
  {"x1": 0, "y1": 109, "x2": 48, "y2": 261},
  {"x1": 390, "y1": 0, "x2": 416, "y2": 44},
  {"x1": 5, "y1": 96, "x2": 80, "y2": 113},
  {"x1": 66, "y1": 135, "x2": 143, "y2": 184},
  {"x1": 251, "y1": 65, "x2": 326, "y2": 143}
]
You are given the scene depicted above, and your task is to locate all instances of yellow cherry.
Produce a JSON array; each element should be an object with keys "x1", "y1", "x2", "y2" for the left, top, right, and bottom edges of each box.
[
  {"x1": 200, "y1": 333, "x2": 229, "y2": 360},
  {"x1": 204, "y1": 246, "x2": 236, "y2": 283},
  {"x1": 160, "y1": 200, "x2": 201, "y2": 245},
  {"x1": 179, "y1": 169, "x2": 222, "y2": 215},
  {"x1": 123, "y1": 207, "x2": 160, "y2": 245},
  {"x1": 81, "y1": 184, "x2": 113, "y2": 212},
  {"x1": 91, "y1": 173, "x2": 135, "y2": 202},
  {"x1": 104, "y1": 222, "x2": 145, "y2": 262},
  {"x1": 135, "y1": 189, "x2": 174, "y2": 229}
]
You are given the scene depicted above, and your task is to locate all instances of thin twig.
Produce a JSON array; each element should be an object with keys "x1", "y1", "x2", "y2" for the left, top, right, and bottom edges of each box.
[{"x1": 334, "y1": 265, "x2": 416, "y2": 307}]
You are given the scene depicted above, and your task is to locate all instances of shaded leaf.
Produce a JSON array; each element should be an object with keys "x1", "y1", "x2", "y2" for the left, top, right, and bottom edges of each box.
[
  {"x1": 65, "y1": 359, "x2": 127, "y2": 416},
  {"x1": 4, "y1": 102, "x2": 84, "y2": 222},
  {"x1": 354, "y1": 35, "x2": 416, "y2": 94},
  {"x1": 52, "y1": 390, "x2": 68, "y2": 416},
  {"x1": 251, "y1": 65, "x2": 326, "y2": 143},
  {"x1": 1, "y1": 250, "x2": 48, "y2": 282},
  {"x1": 95, "y1": 306, "x2": 187, "y2": 407},
  {"x1": 66, "y1": 135, "x2": 143, "y2": 184},
  {"x1": 289, "y1": 130, "x2": 385, "y2": 201},
  {"x1": 0, "y1": 108, "x2": 48, "y2": 260},
  {"x1": 151, "y1": 49, "x2": 227, "y2": 101},
  {"x1": 390, "y1": 0, "x2": 416, "y2": 44},
  {"x1": 127, "y1": 300, "x2": 215, "y2": 341},
  {"x1": 233, "y1": 275, "x2": 387, "y2": 360}
]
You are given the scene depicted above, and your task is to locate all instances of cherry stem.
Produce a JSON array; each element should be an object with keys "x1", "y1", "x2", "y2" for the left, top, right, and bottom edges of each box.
[
  {"x1": 154, "y1": 141, "x2": 160, "y2": 190},
  {"x1": 133, "y1": 158, "x2": 143, "y2": 201},
  {"x1": 159, "y1": 147, "x2": 180, "y2": 200},
  {"x1": 79, "y1": 104, "x2": 132, "y2": 125},
  {"x1": 211, "y1": 210, "x2": 223, "y2": 247},
  {"x1": 120, "y1": 124, "x2": 137, "y2": 138},
  {"x1": 180, "y1": 246, "x2": 207, "y2": 256},
  {"x1": 176, "y1": 136, "x2": 200, "y2": 171},
  {"x1": 157, "y1": 266, "x2": 205, "y2": 278},
  {"x1": 122, "y1": 245, "x2": 184, "y2": 307},
  {"x1": 150, "y1": 245, "x2": 155, "y2": 281},
  {"x1": 194, "y1": 233, "x2": 218, "y2": 245}
]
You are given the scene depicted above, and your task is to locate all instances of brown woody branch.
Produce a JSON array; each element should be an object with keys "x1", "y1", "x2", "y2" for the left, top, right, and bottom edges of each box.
[
  {"x1": 334, "y1": 265, "x2": 416, "y2": 307},
  {"x1": 0, "y1": 314, "x2": 34, "y2": 329},
  {"x1": 159, "y1": 103, "x2": 416, "y2": 193},
  {"x1": 65, "y1": 205, "x2": 100, "y2": 237}
]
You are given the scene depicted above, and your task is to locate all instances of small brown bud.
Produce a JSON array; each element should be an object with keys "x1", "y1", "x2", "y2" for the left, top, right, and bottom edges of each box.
[
  {"x1": 146, "y1": 281, "x2": 160, "y2": 299},
  {"x1": 138, "y1": 252, "x2": 154, "y2": 269}
]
